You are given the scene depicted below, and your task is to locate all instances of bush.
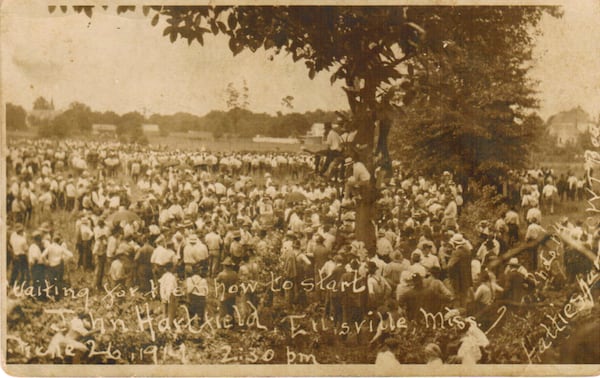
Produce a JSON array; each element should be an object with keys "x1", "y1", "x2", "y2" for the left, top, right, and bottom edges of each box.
[{"x1": 459, "y1": 184, "x2": 509, "y2": 241}]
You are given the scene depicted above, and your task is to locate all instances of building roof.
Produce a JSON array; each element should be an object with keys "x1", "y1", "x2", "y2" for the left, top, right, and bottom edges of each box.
[{"x1": 92, "y1": 124, "x2": 117, "y2": 131}]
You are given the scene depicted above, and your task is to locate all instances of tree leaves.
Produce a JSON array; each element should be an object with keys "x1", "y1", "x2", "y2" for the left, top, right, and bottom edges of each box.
[
  {"x1": 217, "y1": 21, "x2": 227, "y2": 34},
  {"x1": 227, "y1": 13, "x2": 237, "y2": 30},
  {"x1": 196, "y1": 33, "x2": 204, "y2": 46},
  {"x1": 264, "y1": 38, "x2": 275, "y2": 50},
  {"x1": 116, "y1": 6, "x2": 136, "y2": 15},
  {"x1": 151, "y1": 13, "x2": 160, "y2": 27},
  {"x1": 210, "y1": 19, "x2": 219, "y2": 35},
  {"x1": 228, "y1": 37, "x2": 243, "y2": 56}
]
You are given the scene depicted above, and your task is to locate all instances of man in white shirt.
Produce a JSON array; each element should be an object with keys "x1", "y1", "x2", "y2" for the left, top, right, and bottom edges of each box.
[
  {"x1": 376, "y1": 230, "x2": 394, "y2": 262},
  {"x1": 322, "y1": 225, "x2": 337, "y2": 253},
  {"x1": 526, "y1": 207, "x2": 542, "y2": 225},
  {"x1": 183, "y1": 233, "x2": 209, "y2": 275},
  {"x1": 319, "y1": 123, "x2": 343, "y2": 176},
  {"x1": 65, "y1": 178, "x2": 76, "y2": 211},
  {"x1": 420, "y1": 242, "x2": 441, "y2": 271},
  {"x1": 542, "y1": 180, "x2": 558, "y2": 214},
  {"x1": 344, "y1": 157, "x2": 371, "y2": 200},
  {"x1": 41, "y1": 235, "x2": 74, "y2": 290},
  {"x1": 151, "y1": 236, "x2": 179, "y2": 280},
  {"x1": 205, "y1": 226, "x2": 223, "y2": 277},
  {"x1": 10, "y1": 224, "x2": 29, "y2": 286},
  {"x1": 28, "y1": 231, "x2": 46, "y2": 291},
  {"x1": 567, "y1": 173, "x2": 578, "y2": 201}
]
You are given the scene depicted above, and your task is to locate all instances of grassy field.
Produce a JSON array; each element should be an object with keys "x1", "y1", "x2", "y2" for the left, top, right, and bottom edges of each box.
[
  {"x1": 6, "y1": 130, "x2": 313, "y2": 154},
  {"x1": 147, "y1": 135, "x2": 309, "y2": 153},
  {"x1": 542, "y1": 161, "x2": 586, "y2": 177}
]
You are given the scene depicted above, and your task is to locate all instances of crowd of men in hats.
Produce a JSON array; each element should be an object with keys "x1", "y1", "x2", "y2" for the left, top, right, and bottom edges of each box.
[{"x1": 6, "y1": 137, "x2": 599, "y2": 364}]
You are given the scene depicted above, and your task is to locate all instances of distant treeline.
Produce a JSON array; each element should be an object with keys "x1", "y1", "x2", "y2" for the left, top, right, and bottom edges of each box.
[
  {"x1": 148, "y1": 108, "x2": 338, "y2": 138},
  {"x1": 7, "y1": 98, "x2": 338, "y2": 140}
]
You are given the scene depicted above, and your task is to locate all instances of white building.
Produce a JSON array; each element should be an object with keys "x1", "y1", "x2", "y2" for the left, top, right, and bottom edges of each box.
[
  {"x1": 547, "y1": 107, "x2": 595, "y2": 147},
  {"x1": 91, "y1": 124, "x2": 117, "y2": 135},
  {"x1": 141, "y1": 123, "x2": 160, "y2": 135}
]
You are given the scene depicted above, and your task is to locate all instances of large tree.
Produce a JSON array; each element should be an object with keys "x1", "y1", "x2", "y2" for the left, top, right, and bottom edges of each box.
[
  {"x1": 389, "y1": 7, "x2": 557, "y2": 191},
  {"x1": 117, "y1": 111, "x2": 146, "y2": 143},
  {"x1": 6, "y1": 103, "x2": 27, "y2": 130},
  {"x1": 39, "y1": 101, "x2": 93, "y2": 137},
  {"x1": 62, "y1": 5, "x2": 558, "y2": 249},
  {"x1": 32, "y1": 96, "x2": 54, "y2": 110}
]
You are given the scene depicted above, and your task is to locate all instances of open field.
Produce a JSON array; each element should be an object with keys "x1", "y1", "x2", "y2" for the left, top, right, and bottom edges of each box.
[
  {"x1": 6, "y1": 130, "x2": 321, "y2": 154},
  {"x1": 147, "y1": 135, "x2": 309, "y2": 153}
]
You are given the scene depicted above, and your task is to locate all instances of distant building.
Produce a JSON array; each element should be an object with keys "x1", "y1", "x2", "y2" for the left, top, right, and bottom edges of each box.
[
  {"x1": 252, "y1": 135, "x2": 300, "y2": 144},
  {"x1": 141, "y1": 123, "x2": 160, "y2": 135},
  {"x1": 309, "y1": 123, "x2": 326, "y2": 138},
  {"x1": 547, "y1": 106, "x2": 595, "y2": 147},
  {"x1": 92, "y1": 124, "x2": 117, "y2": 135},
  {"x1": 301, "y1": 122, "x2": 339, "y2": 145}
]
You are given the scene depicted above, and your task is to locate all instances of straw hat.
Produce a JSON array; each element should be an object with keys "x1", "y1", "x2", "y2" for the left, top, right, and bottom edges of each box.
[
  {"x1": 222, "y1": 257, "x2": 235, "y2": 266},
  {"x1": 508, "y1": 257, "x2": 519, "y2": 266},
  {"x1": 449, "y1": 233, "x2": 467, "y2": 246}
]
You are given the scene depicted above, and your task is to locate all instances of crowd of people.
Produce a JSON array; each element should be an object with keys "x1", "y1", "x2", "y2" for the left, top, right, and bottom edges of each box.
[{"x1": 5, "y1": 137, "x2": 598, "y2": 364}]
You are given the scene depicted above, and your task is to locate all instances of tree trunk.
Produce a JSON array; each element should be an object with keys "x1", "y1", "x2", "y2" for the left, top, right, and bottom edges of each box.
[
  {"x1": 351, "y1": 87, "x2": 378, "y2": 253},
  {"x1": 355, "y1": 183, "x2": 377, "y2": 253}
]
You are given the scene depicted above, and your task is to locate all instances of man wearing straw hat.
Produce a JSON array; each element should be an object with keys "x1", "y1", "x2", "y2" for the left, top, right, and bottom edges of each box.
[
  {"x1": 344, "y1": 153, "x2": 370, "y2": 201},
  {"x1": 446, "y1": 233, "x2": 473, "y2": 307}
]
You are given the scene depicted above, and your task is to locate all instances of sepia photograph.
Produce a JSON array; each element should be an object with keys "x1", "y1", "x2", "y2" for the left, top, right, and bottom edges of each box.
[{"x1": 2, "y1": 1, "x2": 600, "y2": 376}]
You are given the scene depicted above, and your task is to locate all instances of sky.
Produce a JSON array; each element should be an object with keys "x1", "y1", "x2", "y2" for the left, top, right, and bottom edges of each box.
[{"x1": 2, "y1": 1, "x2": 600, "y2": 121}]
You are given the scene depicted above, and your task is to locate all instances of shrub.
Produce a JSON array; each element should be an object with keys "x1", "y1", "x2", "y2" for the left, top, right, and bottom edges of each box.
[{"x1": 459, "y1": 184, "x2": 509, "y2": 242}]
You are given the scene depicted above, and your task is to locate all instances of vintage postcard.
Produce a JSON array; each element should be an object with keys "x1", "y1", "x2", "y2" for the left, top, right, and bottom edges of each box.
[{"x1": 2, "y1": 0, "x2": 600, "y2": 376}]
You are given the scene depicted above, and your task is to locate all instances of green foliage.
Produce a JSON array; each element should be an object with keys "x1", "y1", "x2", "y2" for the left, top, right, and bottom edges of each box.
[
  {"x1": 390, "y1": 7, "x2": 556, "y2": 184},
  {"x1": 6, "y1": 103, "x2": 27, "y2": 130},
  {"x1": 225, "y1": 80, "x2": 249, "y2": 111},
  {"x1": 117, "y1": 111, "x2": 146, "y2": 143},
  {"x1": 269, "y1": 113, "x2": 310, "y2": 137},
  {"x1": 91, "y1": 110, "x2": 121, "y2": 125},
  {"x1": 37, "y1": 102, "x2": 92, "y2": 138},
  {"x1": 281, "y1": 95, "x2": 294, "y2": 110},
  {"x1": 61, "y1": 5, "x2": 433, "y2": 149},
  {"x1": 32, "y1": 96, "x2": 54, "y2": 110},
  {"x1": 62, "y1": 5, "x2": 559, "y2": 249},
  {"x1": 147, "y1": 108, "x2": 330, "y2": 138},
  {"x1": 459, "y1": 184, "x2": 509, "y2": 242}
]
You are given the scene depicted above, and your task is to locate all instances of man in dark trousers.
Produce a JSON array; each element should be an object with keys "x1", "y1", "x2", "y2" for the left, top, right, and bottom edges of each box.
[
  {"x1": 323, "y1": 254, "x2": 346, "y2": 327},
  {"x1": 312, "y1": 122, "x2": 333, "y2": 174},
  {"x1": 216, "y1": 257, "x2": 239, "y2": 321},
  {"x1": 312, "y1": 234, "x2": 330, "y2": 302},
  {"x1": 502, "y1": 257, "x2": 535, "y2": 305},
  {"x1": 446, "y1": 233, "x2": 473, "y2": 308}
]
